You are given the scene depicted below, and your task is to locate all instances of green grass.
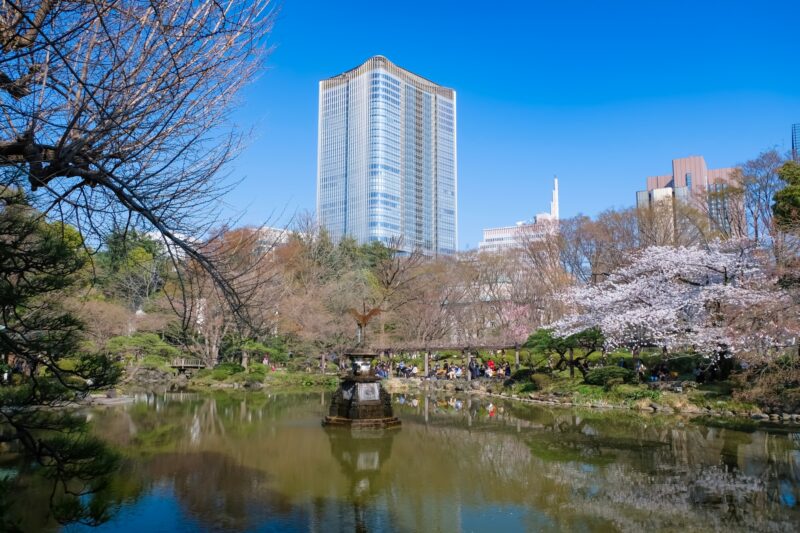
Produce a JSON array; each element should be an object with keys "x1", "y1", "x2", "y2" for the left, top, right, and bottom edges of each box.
[
  {"x1": 607, "y1": 384, "x2": 662, "y2": 404},
  {"x1": 686, "y1": 380, "x2": 755, "y2": 412},
  {"x1": 501, "y1": 367, "x2": 683, "y2": 408},
  {"x1": 263, "y1": 372, "x2": 339, "y2": 390}
]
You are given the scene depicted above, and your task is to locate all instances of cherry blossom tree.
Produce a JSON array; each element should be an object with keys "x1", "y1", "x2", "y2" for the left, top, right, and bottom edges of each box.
[{"x1": 551, "y1": 242, "x2": 777, "y2": 359}]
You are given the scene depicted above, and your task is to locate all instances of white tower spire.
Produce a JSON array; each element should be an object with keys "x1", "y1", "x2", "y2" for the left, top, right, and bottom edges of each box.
[{"x1": 550, "y1": 175, "x2": 559, "y2": 220}]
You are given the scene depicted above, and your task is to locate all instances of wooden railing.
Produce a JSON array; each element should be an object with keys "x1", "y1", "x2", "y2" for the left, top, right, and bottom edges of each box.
[{"x1": 170, "y1": 357, "x2": 206, "y2": 369}]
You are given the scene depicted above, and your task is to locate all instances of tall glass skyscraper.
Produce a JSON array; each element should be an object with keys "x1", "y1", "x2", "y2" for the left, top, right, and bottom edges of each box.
[{"x1": 317, "y1": 56, "x2": 457, "y2": 255}]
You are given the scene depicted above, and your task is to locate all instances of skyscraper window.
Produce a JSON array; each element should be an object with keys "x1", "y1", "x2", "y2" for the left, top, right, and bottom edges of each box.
[{"x1": 316, "y1": 56, "x2": 457, "y2": 255}]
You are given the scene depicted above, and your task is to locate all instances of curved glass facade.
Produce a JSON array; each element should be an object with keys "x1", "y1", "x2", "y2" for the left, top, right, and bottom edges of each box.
[{"x1": 317, "y1": 56, "x2": 457, "y2": 255}]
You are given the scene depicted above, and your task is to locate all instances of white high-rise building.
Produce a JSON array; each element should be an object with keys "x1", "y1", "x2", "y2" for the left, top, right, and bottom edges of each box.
[
  {"x1": 479, "y1": 177, "x2": 559, "y2": 252},
  {"x1": 316, "y1": 56, "x2": 457, "y2": 255}
]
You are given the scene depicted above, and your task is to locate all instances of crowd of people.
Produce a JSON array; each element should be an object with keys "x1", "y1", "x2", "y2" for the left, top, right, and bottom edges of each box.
[
  {"x1": 395, "y1": 361, "x2": 419, "y2": 378},
  {"x1": 391, "y1": 357, "x2": 512, "y2": 380},
  {"x1": 626, "y1": 359, "x2": 682, "y2": 383}
]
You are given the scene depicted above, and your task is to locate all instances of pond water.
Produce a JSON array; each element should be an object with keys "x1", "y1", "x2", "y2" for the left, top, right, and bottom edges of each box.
[{"x1": 10, "y1": 392, "x2": 800, "y2": 532}]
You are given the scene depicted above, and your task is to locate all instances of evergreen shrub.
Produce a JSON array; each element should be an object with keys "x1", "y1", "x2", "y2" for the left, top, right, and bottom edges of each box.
[
  {"x1": 211, "y1": 362, "x2": 245, "y2": 380},
  {"x1": 584, "y1": 366, "x2": 634, "y2": 387}
]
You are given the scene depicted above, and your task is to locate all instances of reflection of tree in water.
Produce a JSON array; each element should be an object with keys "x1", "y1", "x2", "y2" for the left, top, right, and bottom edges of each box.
[
  {"x1": 524, "y1": 414, "x2": 799, "y2": 531},
  {"x1": 390, "y1": 393, "x2": 800, "y2": 532},
  {"x1": 20, "y1": 392, "x2": 796, "y2": 532},
  {"x1": 187, "y1": 396, "x2": 228, "y2": 446},
  {"x1": 66, "y1": 393, "x2": 325, "y2": 532},
  {"x1": 145, "y1": 451, "x2": 301, "y2": 531},
  {"x1": 538, "y1": 457, "x2": 790, "y2": 531},
  {"x1": 107, "y1": 392, "x2": 314, "y2": 451},
  {"x1": 0, "y1": 439, "x2": 144, "y2": 533}
]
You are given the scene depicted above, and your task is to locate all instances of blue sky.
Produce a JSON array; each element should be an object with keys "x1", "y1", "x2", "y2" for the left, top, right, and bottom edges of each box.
[{"x1": 225, "y1": 0, "x2": 800, "y2": 249}]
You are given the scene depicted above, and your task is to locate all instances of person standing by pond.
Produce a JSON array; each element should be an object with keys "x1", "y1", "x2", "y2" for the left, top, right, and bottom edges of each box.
[
  {"x1": 468, "y1": 358, "x2": 477, "y2": 379},
  {"x1": 636, "y1": 361, "x2": 648, "y2": 382}
]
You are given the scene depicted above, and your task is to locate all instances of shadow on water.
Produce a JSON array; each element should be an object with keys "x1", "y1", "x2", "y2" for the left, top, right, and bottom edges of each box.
[{"x1": 0, "y1": 390, "x2": 798, "y2": 532}]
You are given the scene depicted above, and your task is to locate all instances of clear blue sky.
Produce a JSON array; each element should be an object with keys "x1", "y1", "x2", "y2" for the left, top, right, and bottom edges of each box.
[{"x1": 225, "y1": 0, "x2": 800, "y2": 249}]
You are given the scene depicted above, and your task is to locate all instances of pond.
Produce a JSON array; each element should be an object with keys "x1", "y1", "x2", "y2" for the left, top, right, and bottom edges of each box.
[{"x1": 7, "y1": 391, "x2": 800, "y2": 532}]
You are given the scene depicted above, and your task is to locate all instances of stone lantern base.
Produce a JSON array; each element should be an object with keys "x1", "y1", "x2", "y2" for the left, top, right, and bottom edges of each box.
[{"x1": 323, "y1": 374, "x2": 401, "y2": 429}]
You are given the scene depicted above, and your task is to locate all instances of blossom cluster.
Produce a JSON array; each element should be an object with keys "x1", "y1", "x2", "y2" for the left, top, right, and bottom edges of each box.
[{"x1": 551, "y1": 242, "x2": 785, "y2": 358}]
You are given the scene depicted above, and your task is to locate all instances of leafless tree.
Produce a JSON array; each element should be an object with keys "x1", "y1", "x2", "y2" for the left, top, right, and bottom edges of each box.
[
  {"x1": 443, "y1": 250, "x2": 544, "y2": 346},
  {"x1": 535, "y1": 210, "x2": 641, "y2": 285},
  {"x1": 113, "y1": 249, "x2": 163, "y2": 312},
  {"x1": 392, "y1": 257, "x2": 468, "y2": 348},
  {"x1": 179, "y1": 226, "x2": 284, "y2": 366},
  {"x1": 732, "y1": 149, "x2": 796, "y2": 263},
  {"x1": 69, "y1": 298, "x2": 132, "y2": 344},
  {"x1": 701, "y1": 182, "x2": 748, "y2": 241},
  {"x1": 517, "y1": 233, "x2": 573, "y2": 325},
  {"x1": 0, "y1": 0, "x2": 274, "y2": 319}
]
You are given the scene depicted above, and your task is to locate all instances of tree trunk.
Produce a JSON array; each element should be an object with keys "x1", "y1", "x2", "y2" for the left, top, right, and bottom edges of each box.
[
  {"x1": 242, "y1": 351, "x2": 249, "y2": 370},
  {"x1": 569, "y1": 348, "x2": 575, "y2": 379},
  {"x1": 424, "y1": 351, "x2": 430, "y2": 378}
]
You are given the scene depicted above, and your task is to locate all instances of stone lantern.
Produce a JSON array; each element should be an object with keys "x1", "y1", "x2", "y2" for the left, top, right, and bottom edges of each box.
[{"x1": 322, "y1": 351, "x2": 400, "y2": 429}]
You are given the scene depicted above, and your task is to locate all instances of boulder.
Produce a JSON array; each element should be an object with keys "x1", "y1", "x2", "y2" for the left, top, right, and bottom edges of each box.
[{"x1": 244, "y1": 381, "x2": 263, "y2": 391}]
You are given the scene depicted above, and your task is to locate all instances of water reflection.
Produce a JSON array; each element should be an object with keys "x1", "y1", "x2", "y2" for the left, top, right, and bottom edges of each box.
[
  {"x1": 325, "y1": 428, "x2": 397, "y2": 532},
  {"x1": 392, "y1": 392, "x2": 800, "y2": 531},
  {"x1": 3, "y1": 391, "x2": 795, "y2": 532}
]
